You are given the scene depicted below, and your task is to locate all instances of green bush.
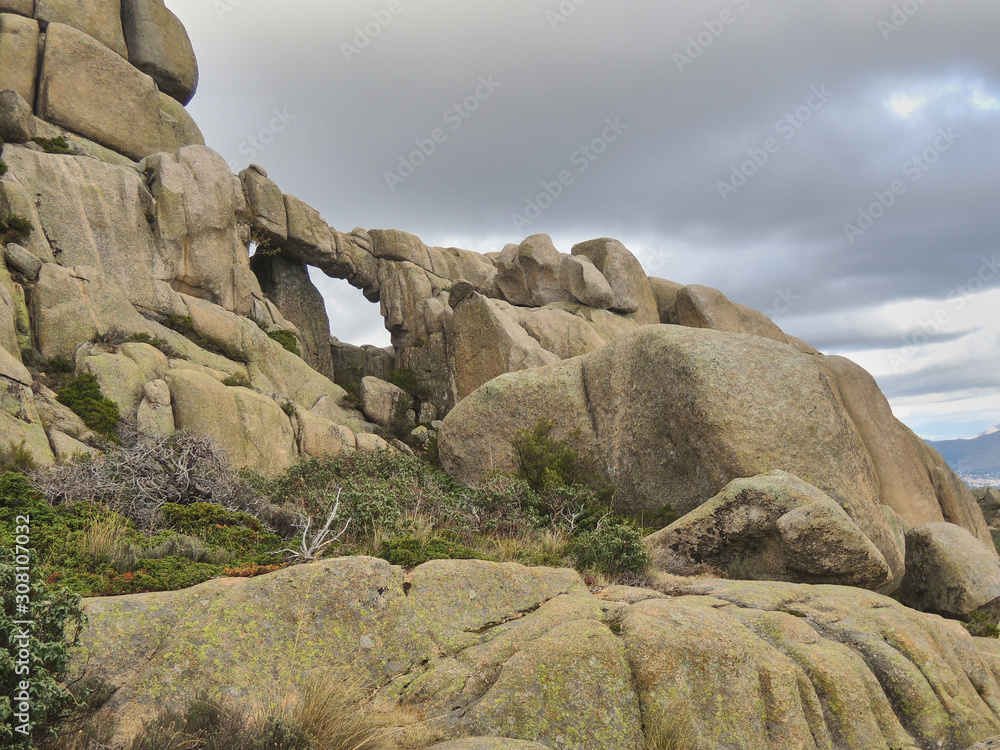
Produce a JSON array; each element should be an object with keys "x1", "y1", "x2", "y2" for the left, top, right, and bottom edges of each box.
[
  {"x1": 56, "y1": 373, "x2": 120, "y2": 440},
  {"x1": 386, "y1": 367, "x2": 429, "y2": 398},
  {"x1": 512, "y1": 420, "x2": 607, "y2": 498},
  {"x1": 44, "y1": 356, "x2": 73, "y2": 375},
  {"x1": 222, "y1": 375, "x2": 253, "y2": 388},
  {"x1": 378, "y1": 535, "x2": 490, "y2": 567},
  {"x1": 32, "y1": 136, "x2": 76, "y2": 155},
  {"x1": 0, "y1": 214, "x2": 33, "y2": 242},
  {"x1": 1, "y1": 547, "x2": 87, "y2": 748},
  {"x1": 0, "y1": 160, "x2": 7, "y2": 176},
  {"x1": 569, "y1": 517, "x2": 650, "y2": 578},
  {"x1": 267, "y1": 329, "x2": 300, "y2": 356}
]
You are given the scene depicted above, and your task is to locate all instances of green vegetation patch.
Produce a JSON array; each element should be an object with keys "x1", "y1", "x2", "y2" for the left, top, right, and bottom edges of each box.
[
  {"x1": 379, "y1": 534, "x2": 492, "y2": 568},
  {"x1": 56, "y1": 373, "x2": 121, "y2": 440},
  {"x1": 33, "y1": 135, "x2": 76, "y2": 155},
  {"x1": 267, "y1": 329, "x2": 300, "y2": 356}
]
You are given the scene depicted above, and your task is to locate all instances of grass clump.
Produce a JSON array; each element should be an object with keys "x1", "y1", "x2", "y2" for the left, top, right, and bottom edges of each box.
[
  {"x1": 0, "y1": 439, "x2": 37, "y2": 475},
  {"x1": 644, "y1": 703, "x2": 697, "y2": 750},
  {"x1": 222, "y1": 375, "x2": 253, "y2": 389},
  {"x1": 267, "y1": 329, "x2": 301, "y2": 356},
  {"x1": 33, "y1": 135, "x2": 76, "y2": 155},
  {"x1": 55, "y1": 373, "x2": 120, "y2": 441}
]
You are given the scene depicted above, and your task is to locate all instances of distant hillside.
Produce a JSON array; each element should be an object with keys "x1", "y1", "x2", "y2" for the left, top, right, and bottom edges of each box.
[{"x1": 927, "y1": 427, "x2": 1000, "y2": 486}]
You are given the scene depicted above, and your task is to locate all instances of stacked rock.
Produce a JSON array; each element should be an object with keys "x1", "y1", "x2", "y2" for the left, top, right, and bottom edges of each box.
[{"x1": 0, "y1": 0, "x2": 202, "y2": 160}]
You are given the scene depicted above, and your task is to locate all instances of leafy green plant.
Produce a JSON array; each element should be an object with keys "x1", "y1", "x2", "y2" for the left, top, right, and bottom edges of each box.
[
  {"x1": 56, "y1": 373, "x2": 120, "y2": 440},
  {"x1": 32, "y1": 136, "x2": 76, "y2": 155},
  {"x1": 267, "y1": 330, "x2": 300, "y2": 356},
  {"x1": 44, "y1": 356, "x2": 73, "y2": 375},
  {"x1": 569, "y1": 517, "x2": 650, "y2": 577},
  {"x1": 166, "y1": 313, "x2": 194, "y2": 334},
  {"x1": 0, "y1": 160, "x2": 7, "y2": 176},
  {"x1": 512, "y1": 419, "x2": 607, "y2": 498},
  {"x1": 386, "y1": 368, "x2": 429, "y2": 399},
  {"x1": 1, "y1": 544, "x2": 87, "y2": 748}
]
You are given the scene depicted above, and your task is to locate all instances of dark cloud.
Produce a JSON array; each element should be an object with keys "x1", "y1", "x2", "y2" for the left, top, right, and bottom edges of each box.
[{"x1": 167, "y1": 0, "x2": 1000, "y2": 437}]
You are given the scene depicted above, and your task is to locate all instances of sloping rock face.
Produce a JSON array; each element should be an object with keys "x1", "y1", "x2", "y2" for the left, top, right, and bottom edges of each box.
[
  {"x1": 71, "y1": 559, "x2": 1000, "y2": 750},
  {"x1": 438, "y1": 325, "x2": 993, "y2": 587},
  {"x1": 0, "y1": 0, "x2": 200, "y2": 161}
]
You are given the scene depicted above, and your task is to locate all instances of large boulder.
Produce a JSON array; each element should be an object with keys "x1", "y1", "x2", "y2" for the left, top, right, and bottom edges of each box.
[
  {"x1": 495, "y1": 234, "x2": 570, "y2": 308},
  {"x1": 120, "y1": 0, "x2": 199, "y2": 105},
  {"x1": 0, "y1": 87, "x2": 35, "y2": 143},
  {"x1": 359, "y1": 376, "x2": 411, "y2": 430},
  {"x1": 647, "y1": 471, "x2": 897, "y2": 590},
  {"x1": 439, "y1": 326, "x2": 990, "y2": 568},
  {"x1": 673, "y1": 284, "x2": 790, "y2": 345},
  {"x1": 0, "y1": 13, "x2": 40, "y2": 105},
  {"x1": 34, "y1": 0, "x2": 129, "y2": 58},
  {"x1": 899, "y1": 523, "x2": 1000, "y2": 623},
  {"x1": 69, "y1": 560, "x2": 1000, "y2": 750},
  {"x1": 239, "y1": 165, "x2": 287, "y2": 246},
  {"x1": 0, "y1": 1, "x2": 33, "y2": 16},
  {"x1": 36, "y1": 23, "x2": 163, "y2": 160},
  {"x1": 571, "y1": 238, "x2": 659, "y2": 324}
]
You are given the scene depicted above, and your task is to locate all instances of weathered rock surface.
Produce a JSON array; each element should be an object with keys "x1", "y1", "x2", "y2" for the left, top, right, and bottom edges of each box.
[
  {"x1": 37, "y1": 23, "x2": 162, "y2": 160},
  {"x1": 900, "y1": 522, "x2": 1000, "y2": 623},
  {"x1": 70, "y1": 560, "x2": 1000, "y2": 750},
  {"x1": 121, "y1": 0, "x2": 199, "y2": 105},
  {"x1": 34, "y1": 0, "x2": 129, "y2": 58},
  {"x1": 0, "y1": 87, "x2": 34, "y2": 142},
  {"x1": 359, "y1": 375, "x2": 411, "y2": 429},
  {"x1": 440, "y1": 325, "x2": 991, "y2": 572},
  {"x1": 571, "y1": 238, "x2": 659, "y2": 324},
  {"x1": 647, "y1": 471, "x2": 896, "y2": 590},
  {"x1": 0, "y1": 1, "x2": 33, "y2": 17},
  {"x1": 0, "y1": 13, "x2": 40, "y2": 105},
  {"x1": 496, "y1": 234, "x2": 571, "y2": 308}
]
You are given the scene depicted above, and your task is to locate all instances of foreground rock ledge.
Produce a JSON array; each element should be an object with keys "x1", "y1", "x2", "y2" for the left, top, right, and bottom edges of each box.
[{"x1": 73, "y1": 558, "x2": 1000, "y2": 750}]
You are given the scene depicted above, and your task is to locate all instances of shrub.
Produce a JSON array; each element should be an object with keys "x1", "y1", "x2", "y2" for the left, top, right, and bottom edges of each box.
[
  {"x1": 511, "y1": 420, "x2": 610, "y2": 503},
  {"x1": 569, "y1": 517, "x2": 650, "y2": 578},
  {"x1": 0, "y1": 214, "x2": 33, "y2": 242},
  {"x1": 222, "y1": 375, "x2": 253, "y2": 389},
  {"x1": 32, "y1": 136, "x2": 76, "y2": 155},
  {"x1": 0, "y1": 547, "x2": 87, "y2": 748},
  {"x1": 56, "y1": 374, "x2": 120, "y2": 440},
  {"x1": 0, "y1": 160, "x2": 6, "y2": 176},
  {"x1": 378, "y1": 535, "x2": 489, "y2": 567},
  {"x1": 267, "y1": 330, "x2": 300, "y2": 356},
  {"x1": 964, "y1": 610, "x2": 1000, "y2": 638},
  {"x1": 127, "y1": 333, "x2": 183, "y2": 359},
  {"x1": 90, "y1": 326, "x2": 131, "y2": 347},
  {"x1": 0, "y1": 440, "x2": 36, "y2": 475},
  {"x1": 386, "y1": 368, "x2": 429, "y2": 399},
  {"x1": 45, "y1": 356, "x2": 73, "y2": 375}
]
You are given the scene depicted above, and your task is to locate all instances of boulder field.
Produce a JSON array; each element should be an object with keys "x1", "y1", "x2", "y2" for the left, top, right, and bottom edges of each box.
[{"x1": 73, "y1": 557, "x2": 1000, "y2": 750}]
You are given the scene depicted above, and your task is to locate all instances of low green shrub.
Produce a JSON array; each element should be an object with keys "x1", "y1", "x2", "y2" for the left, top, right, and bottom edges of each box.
[
  {"x1": 127, "y1": 332, "x2": 183, "y2": 359},
  {"x1": 386, "y1": 367, "x2": 429, "y2": 399},
  {"x1": 0, "y1": 160, "x2": 7, "y2": 176},
  {"x1": 569, "y1": 517, "x2": 650, "y2": 578},
  {"x1": 0, "y1": 214, "x2": 33, "y2": 242},
  {"x1": 1, "y1": 547, "x2": 86, "y2": 748},
  {"x1": 56, "y1": 373, "x2": 120, "y2": 440},
  {"x1": 964, "y1": 610, "x2": 1000, "y2": 638},
  {"x1": 267, "y1": 329, "x2": 300, "y2": 356},
  {"x1": 222, "y1": 375, "x2": 253, "y2": 388},
  {"x1": 378, "y1": 535, "x2": 491, "y2": 567},
  {"x1": 32, "y1": 136, "x2": 76, "y2": 155}
]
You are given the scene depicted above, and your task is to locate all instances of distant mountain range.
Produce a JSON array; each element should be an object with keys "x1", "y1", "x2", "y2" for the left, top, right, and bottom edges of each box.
[{"x1": 927, "y1": 426, "x2": 1000, "y2": 487}]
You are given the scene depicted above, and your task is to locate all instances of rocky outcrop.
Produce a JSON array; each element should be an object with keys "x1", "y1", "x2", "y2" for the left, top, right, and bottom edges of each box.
[
  {"x1": 439, "y1": 325, "x2": 993, "y2": 583},
  {"x1": 71, "y1": 559, "x2": 1000, "y2": 750},
  {"x1": 647, "y1": 471, "x2": 897, "y2": 590},
  {"x1": 0, "y1": 14, "x2": 40, "y2": 105},
  {"x1": 900, "y1": 523, "x2": 1000, "y2": 622}
]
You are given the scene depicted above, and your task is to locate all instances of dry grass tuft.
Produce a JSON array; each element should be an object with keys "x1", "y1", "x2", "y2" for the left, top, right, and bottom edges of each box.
[{"x1": 644, "y1": 702, "x2": 697, "y2": 750}]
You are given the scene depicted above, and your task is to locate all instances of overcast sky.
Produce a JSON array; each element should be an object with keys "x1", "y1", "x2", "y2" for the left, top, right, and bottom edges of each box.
[{"x1": 166, "y1": 0, "x2": 999, "y2": 441}]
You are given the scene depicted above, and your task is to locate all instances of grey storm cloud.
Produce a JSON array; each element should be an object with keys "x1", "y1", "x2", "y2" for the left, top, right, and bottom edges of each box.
[{"x1": 170, "y1": 0, "x2": 1000, "y2": 436}]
